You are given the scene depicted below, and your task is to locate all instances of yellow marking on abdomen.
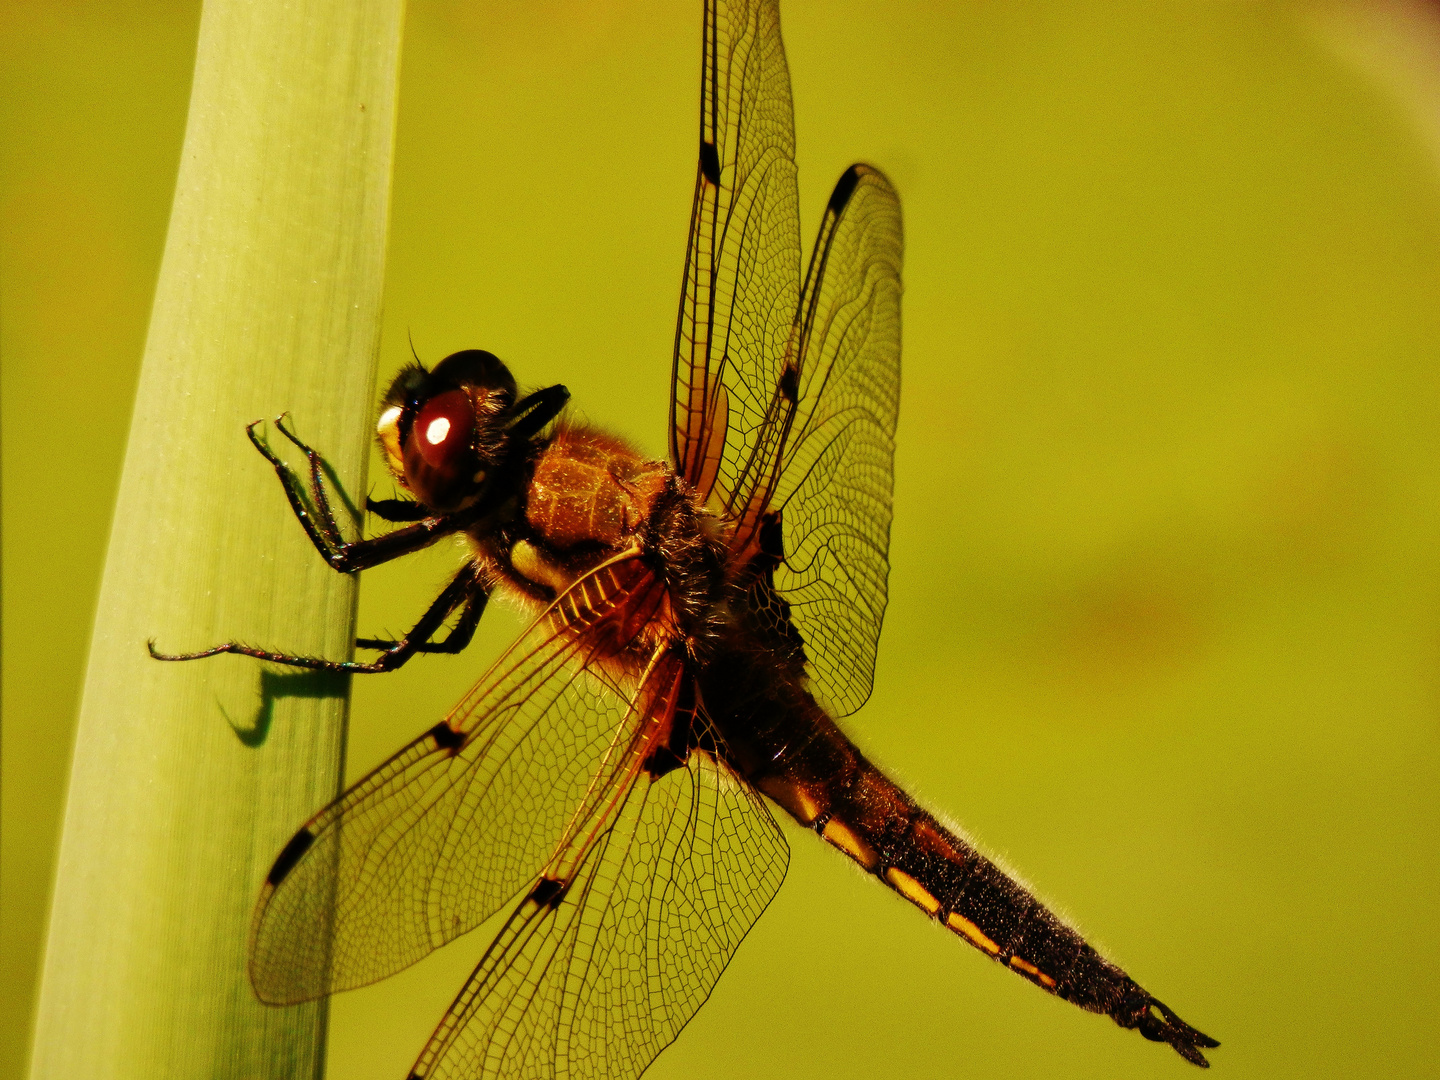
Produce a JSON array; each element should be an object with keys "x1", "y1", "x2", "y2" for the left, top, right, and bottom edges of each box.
[
  {"x1": 754, "y1": 777, "x2": 821, "y2": 825},
  {"x1": 946, "y1": 912, "x2": 1000, "y2": 955},
  {"x1": 822, "y1": 818, "x2": 878, "y2": 870},
  {"x1": 885, "y1": 868, "x2": 941, "y2": 915},
  {"x1": 1008, "y1": 955, "x2": 1056, "y2": 987}
]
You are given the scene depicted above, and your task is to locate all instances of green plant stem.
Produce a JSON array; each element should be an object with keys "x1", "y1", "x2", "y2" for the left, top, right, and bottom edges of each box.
[{"x1": 27, "y1": 0, "x2": 404, "y2": 1077}]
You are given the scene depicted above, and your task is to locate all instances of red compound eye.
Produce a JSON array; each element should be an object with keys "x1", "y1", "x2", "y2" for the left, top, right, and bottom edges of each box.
[{"x1": 413, "y1": 389, "x2": 474, "y2": 468}]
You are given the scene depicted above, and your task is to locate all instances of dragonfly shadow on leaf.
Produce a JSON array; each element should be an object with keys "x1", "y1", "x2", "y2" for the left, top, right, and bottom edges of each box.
[{"x1": 222, "y1": 667, "x2": 351, "y2": 748}]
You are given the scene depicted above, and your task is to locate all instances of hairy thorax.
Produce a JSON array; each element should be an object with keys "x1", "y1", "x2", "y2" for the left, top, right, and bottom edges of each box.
[{"x1": 472, "y1": 424, "x2": 728, "y2": 652}]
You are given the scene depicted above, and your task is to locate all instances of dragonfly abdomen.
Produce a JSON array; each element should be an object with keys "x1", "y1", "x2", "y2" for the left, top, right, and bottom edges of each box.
[
  {"x1": 730, "y1": 684, "x2": 1203, "y2": 1052},
  {"x1": 754, "y1": 723, "x2": 1103, "y2": 1003}
]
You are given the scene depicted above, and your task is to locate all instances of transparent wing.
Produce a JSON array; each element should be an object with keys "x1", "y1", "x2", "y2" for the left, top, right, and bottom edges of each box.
[
  {"x1": 667, "y1": 0, "x2": 902, "y2": 718},
  {"x1": 407, "y1": 695, "x2": 789, "y2": 1080},
  {"x1": 249, "y1": 554, "x2": 675, "y2": 1004},
  {"x1": 671, "y1": 0, "x2": 800, "y2": 505},
  {"x1": 769, "y1": 165, "x2": 903, "y2": 717}
]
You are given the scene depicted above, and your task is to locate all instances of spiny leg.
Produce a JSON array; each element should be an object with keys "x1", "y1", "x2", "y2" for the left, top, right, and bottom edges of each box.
[
  {"x1": 150, "y1": 563, "x2": 487, "y2": 674},
  {"x1": 246, "y1": 416, "x2": 468, "y2": 573},
  {"x1": 356, "y1": 574, "x2": 487, "y2": 657},
  {"x1": 506, "y1": 384, "x2": 571, "y2": 441},
  {"x1": 367, "y1": 496, "x2": 430, "y2": 523},
  {"x1": 245, "y1": 417, "x2": 348, "y2": 562},
  {"x1": 271, "y1": 413, "x2": 350, "y2": 551}
]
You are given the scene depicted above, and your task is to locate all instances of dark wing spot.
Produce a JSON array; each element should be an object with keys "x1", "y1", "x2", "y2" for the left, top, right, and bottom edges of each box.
[
  {"x1": 827, "y1": 164, "x2": 862, "y2": 214},
  {"x1": 700, "y1": 140, "x2": 721, "y2": 185},
  {"x1": 749, "y1": 512, "x2": 810, "y2": 666},
  {"x1": 529, "y1": 876, "x2": 567, "y2": 909},
  {"x1": 427, "y1": 721, "x2": 462, "y2": 752},
  {"x1": 644, "y1": 675, "x2": 697, "y2": 779},
  {"x1": 267, "y1": 828, "x2": 316, "y2": 886},
  {"x1": 644, "y1": 744, "x2": 687, "y2": 779},
  {"x1": 779, "y1": 362, "x2": 799, "y2": 403},
  {"x1": 758, "y1": 510, "x2": 785, "y2": 563}
]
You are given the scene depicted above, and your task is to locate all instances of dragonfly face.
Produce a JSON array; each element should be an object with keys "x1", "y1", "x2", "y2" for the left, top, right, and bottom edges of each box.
[
  {"x1": 152, "y1": 1, "x2": 1219, "y2": 1076},
  {"x1": 375, "y1": 349, "x2": 518, "y2": 514}
]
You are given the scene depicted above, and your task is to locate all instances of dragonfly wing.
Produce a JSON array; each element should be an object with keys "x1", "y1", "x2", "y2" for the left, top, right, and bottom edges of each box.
[
  {"x1": 249, "y1": 555, "x2": 673, "y2": 1004},
  {"x1": 671, "y1": 0, "x2": 801, "y2": 506},
  {"x1": 769, "y1": 165, "x2": 903, "y2": 717},
  {"x1": 408, "y1": 689, "x2": 789, "y2": 1080},
  {"x1": 670, "y1": 0, "x2": 902, "y2": 719}
]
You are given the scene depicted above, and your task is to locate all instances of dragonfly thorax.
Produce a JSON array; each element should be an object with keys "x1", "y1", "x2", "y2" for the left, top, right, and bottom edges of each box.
[{"x1": 484, "y1": 424, "x2": 729, "y2": 656}]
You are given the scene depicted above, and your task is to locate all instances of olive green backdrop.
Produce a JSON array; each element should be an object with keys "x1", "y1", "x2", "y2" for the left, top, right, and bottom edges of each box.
[{"x1": 4, "y1": 2, "x2": 1438, "y2": 1079}]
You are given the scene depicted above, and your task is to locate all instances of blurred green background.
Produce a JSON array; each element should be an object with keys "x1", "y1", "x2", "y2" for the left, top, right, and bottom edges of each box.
[{"x1": 4, "y1": 1, "x2": 1439, "y2": 1078}]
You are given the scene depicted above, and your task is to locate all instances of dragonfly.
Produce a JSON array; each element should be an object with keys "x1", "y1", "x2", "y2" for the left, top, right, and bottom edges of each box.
[{"x1": 153, "y1": 0, "x2": 1219, "y2": 1076}]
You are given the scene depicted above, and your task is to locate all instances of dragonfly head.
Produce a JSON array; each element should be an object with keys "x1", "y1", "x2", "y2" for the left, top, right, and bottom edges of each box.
[{"x1": 376, "y1": 349, "x2": 518, "y2": 513}]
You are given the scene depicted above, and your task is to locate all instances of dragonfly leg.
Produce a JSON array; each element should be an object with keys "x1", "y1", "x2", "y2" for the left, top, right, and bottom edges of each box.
[
  {"x1": 248, "y1": 417, "x2": 468, "y2": 573},
  {"x1": 505, "y1": 384, "x2": 570, "y2": 442},
  {"x1": 356, "y1": 575, "x2": 488, "y2": 657},
  {"x1": 149, "y1": 563, "x2": 487, "y2": 673},
  {"x1": 268, "y1": 414, "x2": 349, "y2": 551},
  {"x1": 367, "y1": 495, "x2": 430, "y2": 523}
]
